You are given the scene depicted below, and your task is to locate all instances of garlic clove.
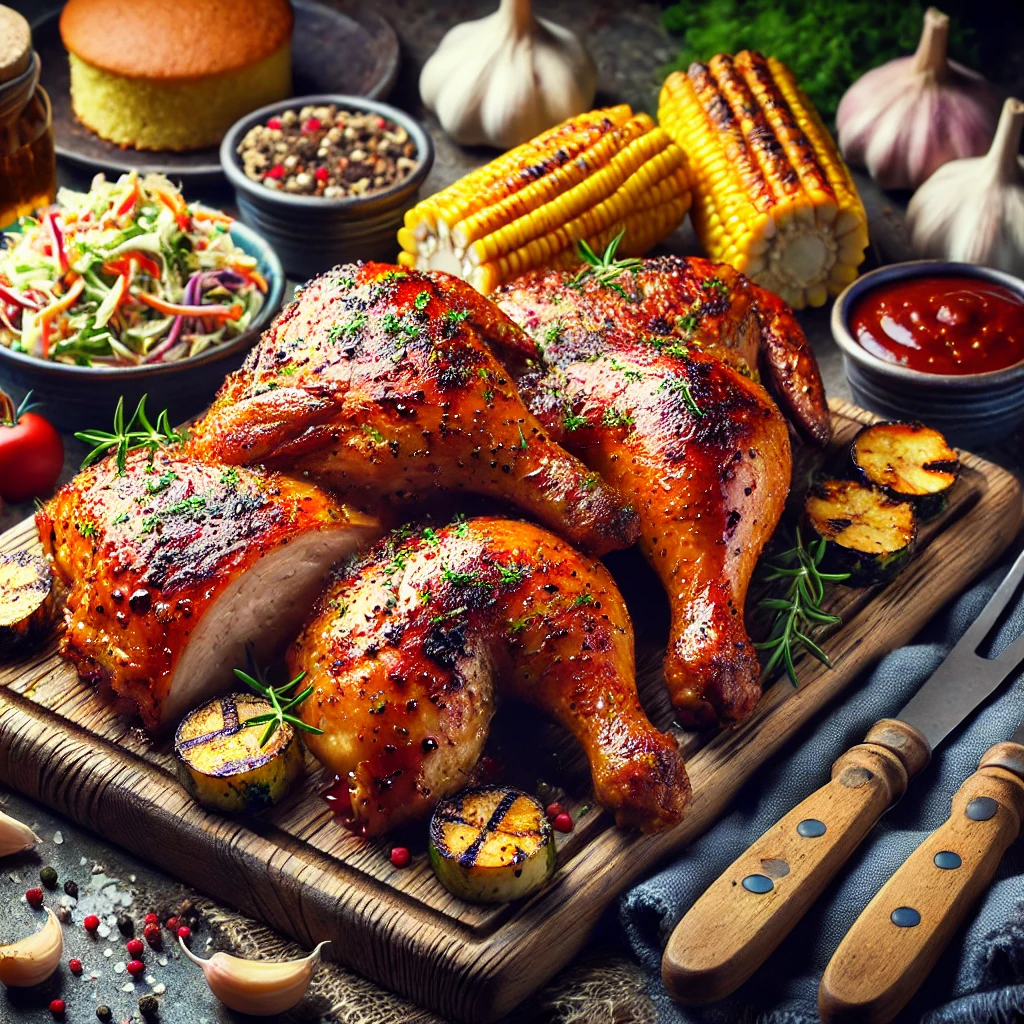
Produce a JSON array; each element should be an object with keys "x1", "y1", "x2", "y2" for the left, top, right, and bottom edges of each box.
[
  {"x1": 179, "y1": 936, "x2": 330, "y2": 1016},
  {"x1": 0, "y1": 808, "x2": 40, "y2": 856},
  {"x1": 0, "y1": 908, "x2": 64, "y2": 987}
]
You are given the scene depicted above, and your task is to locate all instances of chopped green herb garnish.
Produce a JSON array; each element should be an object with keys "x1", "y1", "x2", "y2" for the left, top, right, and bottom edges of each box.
[{"x1": 415, "y1": 290, "x2": 431, "y2": 311}]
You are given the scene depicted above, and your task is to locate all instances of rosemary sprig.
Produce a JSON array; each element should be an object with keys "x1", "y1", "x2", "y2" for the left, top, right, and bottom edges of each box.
[
  {"x1": 570, "y1": 229, "x2": 642, "y2": 297},
  {"x1": 75, "y1": 395, "x2": 185, "y2": 474},
  {"x1": 233, "y1": 657, "x2": 323, "y2": 748},
  {"x1": 753, "y1": 527, "x2": 850, "y2": 687}
]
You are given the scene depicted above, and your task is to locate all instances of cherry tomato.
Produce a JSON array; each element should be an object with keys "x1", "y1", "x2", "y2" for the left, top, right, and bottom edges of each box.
[{"x1": 0, "y1": 390, "x2": 63, "y2": 504}]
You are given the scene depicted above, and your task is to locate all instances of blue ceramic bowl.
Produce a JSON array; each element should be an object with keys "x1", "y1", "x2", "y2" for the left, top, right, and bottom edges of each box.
[
  {"x1": 0, "y1": 221, "x2": 284, "y2": 434},
  {"x1": 220, "y1": 94, "x2": 433, "y2": 280},
  {"x1": 831, "y1": 261, "x2": 1024, "y2": 450}
]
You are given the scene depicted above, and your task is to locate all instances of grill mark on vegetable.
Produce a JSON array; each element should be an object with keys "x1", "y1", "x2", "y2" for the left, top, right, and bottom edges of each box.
[{"x1": 456, "y1": 790, "x2": 520, "y2": 868}]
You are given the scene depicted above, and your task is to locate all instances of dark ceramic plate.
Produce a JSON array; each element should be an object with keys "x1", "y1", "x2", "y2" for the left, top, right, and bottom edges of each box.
[
  {"x1": 0, "y1": 221, "x2": 285, "y2": 433},
  {"x1": 36, "y1": 0, "x2": 400, "y2": 182}
]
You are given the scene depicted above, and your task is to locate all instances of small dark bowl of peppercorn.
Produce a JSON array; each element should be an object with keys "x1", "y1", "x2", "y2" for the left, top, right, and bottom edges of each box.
[{"x1": 221, "y1": 95, "x2": 433, "y2": 280}]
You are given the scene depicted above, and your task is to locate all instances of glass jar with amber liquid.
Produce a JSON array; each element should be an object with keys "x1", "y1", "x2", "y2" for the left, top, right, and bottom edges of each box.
[{"x1": 0, "y1": 19, "x2": 57, "y2": 229}]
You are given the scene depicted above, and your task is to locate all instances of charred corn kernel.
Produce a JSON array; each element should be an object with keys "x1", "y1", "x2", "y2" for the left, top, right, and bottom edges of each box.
[
  {"x1": 658, "y1": 52, "x2": 868, "y2": 309},
  {"x1": 399, "y1": 107, "x2": 691, "y2": 292}
]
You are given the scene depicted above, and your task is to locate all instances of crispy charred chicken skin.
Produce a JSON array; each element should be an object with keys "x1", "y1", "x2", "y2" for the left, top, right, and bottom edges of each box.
[
  {"x1": 188, "y1": 263, "x2": 638, "y2": 558},
  {"x1": 38, "y1": 449, "x2": 379, "y2": 730},
  {"x1": 494, "y1": 256, "x2": 827, "y2": 727},
  {"x1": 290, "y1": 516, "x2": 689, "y2": 836}
]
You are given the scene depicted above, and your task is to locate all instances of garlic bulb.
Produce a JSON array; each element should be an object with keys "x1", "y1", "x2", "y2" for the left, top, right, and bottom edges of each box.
[
  {"x1": 0, "y1": 809, "x2": 39, "y2": 856},
  {"x1": 0, "y1": 909, "x2": 63, "y2": 987},
  {"x1": 837, "y1": 7, "x2": 998, "y2": 190},
  {"x1": 907, "y1": 98, "x2": 1024, "y2": 275},
  {"x1": 180, "y1": 936, "x2": 329, "y2": 1016},
  {"x1": 420, "y1": 0, "x2": 597, "y2": 150}
]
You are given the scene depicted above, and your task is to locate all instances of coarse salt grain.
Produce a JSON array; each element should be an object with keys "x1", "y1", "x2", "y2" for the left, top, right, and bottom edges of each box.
[{"x1": 52, "y1": 831, "x2": 63, "y2": 844}]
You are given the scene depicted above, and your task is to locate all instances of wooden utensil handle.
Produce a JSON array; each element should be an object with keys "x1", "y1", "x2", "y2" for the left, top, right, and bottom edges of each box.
[
  {"x1": 818, "y1": 741, "x2": 1024, "y2": 1024},
  {"x1": 661, "y1": 719, "x2": 930, "y2": 1005}
]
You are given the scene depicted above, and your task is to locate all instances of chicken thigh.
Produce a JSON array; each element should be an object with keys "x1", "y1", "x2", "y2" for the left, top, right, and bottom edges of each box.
[
  {"x1": 189, "y1": 263, "x2": 638, "y2": 557},
  {"x1": 494, "y1": 256, "x2": 829, "y2": 727},
  {"x1": 289, "y1": 516, "x2": 689, "y2": 836},
  {"x1": 39, "y1": 449, "x2": 379, "y2": 729}
]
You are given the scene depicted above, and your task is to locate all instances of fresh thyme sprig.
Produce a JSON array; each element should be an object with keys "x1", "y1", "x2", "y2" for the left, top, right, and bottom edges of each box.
[
  {"x1": 570, "y1": 229, "x2": 642, "y2": 297},
  {"x1": 753, "y1": 527, "x2": 850, "y2": 687},
  {"x1": 233, "y1": 654, "x2": 323, "y2": 748},
  {"x1": 75, "y1": 395, "x2": 185, "y2": 474}
]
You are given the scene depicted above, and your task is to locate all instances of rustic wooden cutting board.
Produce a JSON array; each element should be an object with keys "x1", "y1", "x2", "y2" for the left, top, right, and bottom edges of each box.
[{"x1": 1, "y1": 399, "x2": 1021, "y2": 1023}]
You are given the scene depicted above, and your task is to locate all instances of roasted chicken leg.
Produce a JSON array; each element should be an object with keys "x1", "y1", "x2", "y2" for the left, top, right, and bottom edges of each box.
[
  {"x1": 38, "y1": 449, "x2": 379, "y2": 729},
  {"x1": 495, "y1": 256, "x2": 829, "y2": 727},
  {"x1": 189, "y1": 263, "x2": 638, "y2": 557},
  {"x1": 290, "y1": 516, "x2": 689, "y2": 835}
]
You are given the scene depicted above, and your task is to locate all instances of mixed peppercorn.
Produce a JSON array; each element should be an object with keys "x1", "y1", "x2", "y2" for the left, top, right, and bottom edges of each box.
[{"x1": 237, "y1": 104, "x2": 419, "y2": 198}]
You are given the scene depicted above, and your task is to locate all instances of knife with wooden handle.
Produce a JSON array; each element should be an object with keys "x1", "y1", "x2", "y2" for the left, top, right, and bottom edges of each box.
[
  {"x1": 818, "y1": 730, "x2": 1024, "y2": 1024},
  {"x1": 662, "y1": 545, "x2": 1024, "y2": 1006}
]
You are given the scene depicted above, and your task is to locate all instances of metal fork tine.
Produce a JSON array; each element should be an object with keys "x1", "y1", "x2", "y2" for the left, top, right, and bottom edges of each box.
[
  {"x1": 995, "y1": 628, "x2": 1024, "y2": 669},
  {"x1": 955, "y1": 547, "x2": 1024, "y2": 654}
]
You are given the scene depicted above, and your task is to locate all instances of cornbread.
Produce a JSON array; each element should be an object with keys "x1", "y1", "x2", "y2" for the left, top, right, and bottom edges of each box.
[{"x1": 60, "y1": 0, "x2": 293, "y2": 152}]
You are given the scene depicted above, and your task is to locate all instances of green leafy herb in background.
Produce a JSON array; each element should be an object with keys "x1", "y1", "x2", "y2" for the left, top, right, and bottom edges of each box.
[{"x1": 661, "y1": 0, "x2": 981, "y2": 122}]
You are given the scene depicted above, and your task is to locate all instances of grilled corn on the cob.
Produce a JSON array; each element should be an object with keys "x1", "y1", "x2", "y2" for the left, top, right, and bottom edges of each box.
[
  {"x1": 658, "y1": 52, "x2": 868, "y2": 309},
  {"x1": 398, "y1": 106, "x2": 691, "y2": 293}
]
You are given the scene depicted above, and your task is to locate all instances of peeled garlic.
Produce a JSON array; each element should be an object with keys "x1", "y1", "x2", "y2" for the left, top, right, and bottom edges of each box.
[
  {"x1": 0, "y1": 808, "x2": 40, "y2": 856},
  {"x1": 907, "y1": 97, "x2": 1024, "y2": 275},
  {"x1": 179, "y1": 936, "x2": 329, "y2": 1016},
  {"x1": 0, "y1": 908, "x2": 64, "y2": 987},
  {"x1": 419, "y1": 0, "x2": 597, "y2": 149},
  {"x1": 837, "y1": 7, "x2": 998, "y2": 190}
]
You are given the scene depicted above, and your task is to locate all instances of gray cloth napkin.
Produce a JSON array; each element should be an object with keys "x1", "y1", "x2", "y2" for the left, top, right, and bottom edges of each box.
[{"x1": 621, "y1": 549, "x2": 1024, "y2": 1024}]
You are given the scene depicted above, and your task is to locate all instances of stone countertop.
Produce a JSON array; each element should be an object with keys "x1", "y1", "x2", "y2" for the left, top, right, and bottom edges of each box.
[{"x1": 2, "y1": 3, "x2": 1022, "y2": 1024}]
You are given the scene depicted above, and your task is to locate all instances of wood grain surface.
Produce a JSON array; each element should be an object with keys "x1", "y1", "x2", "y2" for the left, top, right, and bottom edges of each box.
[{"x1": 0, "y1": 399, "x2": 1021, "y2": 1023}]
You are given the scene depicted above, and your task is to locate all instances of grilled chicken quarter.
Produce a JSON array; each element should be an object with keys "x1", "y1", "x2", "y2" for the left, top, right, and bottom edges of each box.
[
  {"x1": 289, "y1": 516, "x2": 690, "y2": 836},
  {"x1": 188, "y1": 262, "x2": 639, "y2": 558},
  {"x1": 38, "y1": 449, "x2": 380, "y2": 730},
  {"x1": 494, "y1": 255, "x2": 830, "y2": 727}
]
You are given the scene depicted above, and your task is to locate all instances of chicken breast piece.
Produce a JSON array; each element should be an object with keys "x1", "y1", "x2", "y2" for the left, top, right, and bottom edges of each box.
[{"x1": 38, "y1": 449, "x2": 380, "y2": 730}]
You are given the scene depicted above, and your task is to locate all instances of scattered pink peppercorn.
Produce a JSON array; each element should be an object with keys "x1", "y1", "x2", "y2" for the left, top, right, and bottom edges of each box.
[
  {"x1": 144, "y1": 923, "x2": 162, "y2": 945},
  {"x1": 165, "y1": 916, "x2": 179, "y2": 931},
  {"x1": 265, "y1": 165, "x2": 286, "y2": 180},
  {"x1": 375, "y1": 116, "x2": 386, "y2": 129},
  {"x1": 25, "y1": 887, "x2": 43, "y2": 907},
  {"x1": 303, "y1": 117, "x2": 321, "y2": 132},
  {"x1": 68, "y1": 958, "x2": 83, "y2": 974},
  {"x1": 545, "y1": 802, "x2": 564, "y2": 820},
  {"x1": 143, "y1": 912, "x2": 159, "y2": 925},
  {"x1": 552, "y1": 811, "x2": 574, "y2": 833},
  {"x1": 49, "y1": 999, "x2": 65, "y2": 1017},
  {"x1": 266, "y1": 116, "x2": 282, "y2": 130},
  {"x1": 126, "y1": 959, "x2": 145, "y2": 976},
  {"x1": 126, "y1": 938, "x2": 144, "y2": 957},
  {"x1": 83, "y1": 913, "x2": 100, "y2": 931},
  {"x1": 315, "y1": 166, "x2": 329, "y2": 184},
  {"x1": 390, "y1": 846, "x2": 411, "y2": 869},
  {"x1": 177, "y1": 926, "x2": 192, "y2": 940}
]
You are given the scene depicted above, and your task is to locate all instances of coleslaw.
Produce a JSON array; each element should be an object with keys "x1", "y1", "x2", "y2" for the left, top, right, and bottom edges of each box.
[{"x1": 0, "y1": 172, "x2": 266, "y2": 367}]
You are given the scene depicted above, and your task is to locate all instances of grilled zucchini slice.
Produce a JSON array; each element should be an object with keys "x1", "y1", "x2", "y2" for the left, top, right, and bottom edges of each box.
[
  {"x1": 429, "y1": 787, "x2": 555, "y2": 903},
  {"x1": 804, "y1": 479, "x2": 917, "y2": 586},
  {"x1": 0, "y1": 551, "x2": 55, "y2": 657},
  {"x1": 851, "y1": 421, "x2": 959, "y2": 520},
  {"x1": 174, "y1": 693, "x2": 304, "y2": 813}
]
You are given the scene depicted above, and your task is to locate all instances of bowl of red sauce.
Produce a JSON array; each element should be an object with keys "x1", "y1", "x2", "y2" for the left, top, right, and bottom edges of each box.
[{"x1": 832, "y1": 261, "x2": 1024, "y2": 449}]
